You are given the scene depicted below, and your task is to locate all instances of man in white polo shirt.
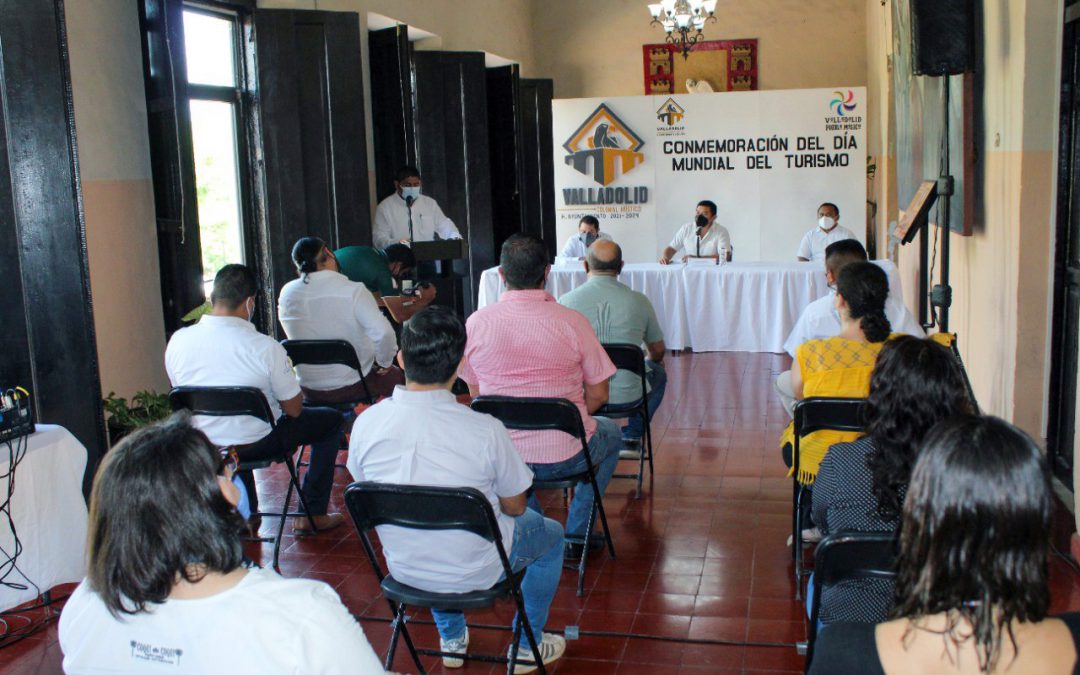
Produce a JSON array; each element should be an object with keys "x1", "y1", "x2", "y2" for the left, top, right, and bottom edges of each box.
[
  {"x1": 348, "y1": 307, "x2": 566, "y2": 673},
  {"x1": 278, "y1": 236, "x2": 403, "y2": 402},
  {"x1": 659, "y1": 199, "x2": 731, "y2": 264},
  {"x1": 777, "y1": 239, "x2": 925, "y2": 415},
  {"x1": 165, "y1": 264, "x2": 343, "y2": 533},
  {"x1": 796, "y1": 202, "x2": 857, "y2": 262}
]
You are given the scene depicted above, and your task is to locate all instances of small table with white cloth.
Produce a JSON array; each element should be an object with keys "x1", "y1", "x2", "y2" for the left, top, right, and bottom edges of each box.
[
  {"x1": 0, "y1": 424, "x2": 89, "y2": 611},
  {"x1": 476, "y1": 260, "x2": 902, "y2": 353}
]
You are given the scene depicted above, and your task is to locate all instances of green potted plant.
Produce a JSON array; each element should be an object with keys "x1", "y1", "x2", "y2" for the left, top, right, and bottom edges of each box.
[{"x1": 103, "y1": 390, "x2": 171, "y2": 446}]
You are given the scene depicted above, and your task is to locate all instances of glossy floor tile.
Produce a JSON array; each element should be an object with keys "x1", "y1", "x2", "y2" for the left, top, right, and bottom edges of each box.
[{"x1": 4, "y1": 352, "x2": 1080, "y2": 674}]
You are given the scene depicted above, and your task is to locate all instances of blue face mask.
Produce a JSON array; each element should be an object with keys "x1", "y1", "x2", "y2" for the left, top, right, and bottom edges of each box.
[
  {"x1": 580, "y1": 232, "x2": 598, "y2": 247},
  {"x1": 401, "y1": 186, "x2": 421, "y2": 201}
]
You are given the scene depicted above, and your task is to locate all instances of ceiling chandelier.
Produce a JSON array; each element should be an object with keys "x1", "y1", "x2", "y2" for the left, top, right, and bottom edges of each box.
[{"x1": 648, "y1": 0, "x2": 718, "y2": 59}]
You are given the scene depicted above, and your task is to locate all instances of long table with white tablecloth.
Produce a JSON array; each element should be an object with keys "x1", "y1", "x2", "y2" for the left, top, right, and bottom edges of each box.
[
  {"x1": 0, "y1": 425, "x2": 88, "y2": 611},
  {"x1": 476, "y1": 260, "x2": 902, "y2": 353}
]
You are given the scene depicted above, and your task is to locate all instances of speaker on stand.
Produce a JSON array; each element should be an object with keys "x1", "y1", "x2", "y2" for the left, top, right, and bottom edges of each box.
[{"x1": 905, "y1": 0, "x2": 974, "y2": 332}]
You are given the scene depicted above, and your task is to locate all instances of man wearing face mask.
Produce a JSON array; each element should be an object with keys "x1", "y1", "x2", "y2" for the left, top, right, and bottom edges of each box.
[
  {"x1": 659, "y1": 199, "x2": 731, "y2": 264},
  {"x1": 373, "y1": 165, "x2": 463, "y2": 249},
  {"x1": 560, "y1": 215, "x2": 611, "y2": 260},
  {"x1": 796, "y1": 202, "x2": 856, "y2": 262},
  {"x1": 165, "y1": 264, "x2": 344, "y2": 535}
]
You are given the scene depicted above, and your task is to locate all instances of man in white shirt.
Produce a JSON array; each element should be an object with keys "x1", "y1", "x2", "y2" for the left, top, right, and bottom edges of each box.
[
  {"x1": 165, "y1": 264, "x2": 343, "y2": 533},
  {"x1": 776, "y1": 239, "x2": 925, "y2": 415},
  {"x1": 373, "y1": 165, "x2": 462, "y2": 248},
  {"x1": 659, "y1": 199, "x2": 732, "y2": 264},
  {"x1": 349, "y1": 307, "x2": 566, "y2": 672},
  {"x1": 560, "y1": 215, "x2": 612, "y2": 260},
  {"x1": 278, "y1": 236, "x2": 404, "y2": 402},
  {"x1": 796, "y1": 202, "x2": 857, "y2": 262}
]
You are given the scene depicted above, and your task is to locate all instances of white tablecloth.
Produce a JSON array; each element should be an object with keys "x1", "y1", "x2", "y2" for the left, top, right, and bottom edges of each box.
[
  {"x1": 0, "y1": 424, "x2": 88, "y2": 611},
  {"x1": 477, "y1": 261, "x2": 901, "y2": 353}
]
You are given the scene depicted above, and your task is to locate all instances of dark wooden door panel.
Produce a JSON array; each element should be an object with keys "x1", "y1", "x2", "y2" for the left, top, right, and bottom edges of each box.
[
  {"x1": 369, "y1": 26, "x2": 416, "y2": 203},
  {"x1": 520, "y1": 78, "x2": 556, "y2": 255}
]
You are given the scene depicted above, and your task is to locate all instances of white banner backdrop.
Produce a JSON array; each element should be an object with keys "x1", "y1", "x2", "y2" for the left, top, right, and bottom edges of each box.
[{"x1": 553, "y1": 87, "x2": 867, "y2": 263}]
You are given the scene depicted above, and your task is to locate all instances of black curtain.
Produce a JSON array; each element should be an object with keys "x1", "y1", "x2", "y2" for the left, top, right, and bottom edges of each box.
[{"x1": 0, "y1": 0, "x2": 106, "y2": 493}]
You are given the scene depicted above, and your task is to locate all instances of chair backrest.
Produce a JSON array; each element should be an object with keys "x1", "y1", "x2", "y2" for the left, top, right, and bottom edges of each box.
[
  {"x1": 793, "y1": 397, "x2": 864, "y2": 437},
  {"x1": 345, "y1": 482, "x2": 500, "y2": 542},
  {"x1": 281, "y1": 339, "x2": 364, "y2": 372},
  {"x1": 806, "y1": 531, "x2": 898, "y2": 665},
  {"x1": 470, "y1": 396, "x2": 586, "y2": 441},
  {"x1": 602, "y1": 343, "x2": 648, "y2": 377},
  {"x1": 168, "y1": 386, "x2": 275, "y2": 425}
]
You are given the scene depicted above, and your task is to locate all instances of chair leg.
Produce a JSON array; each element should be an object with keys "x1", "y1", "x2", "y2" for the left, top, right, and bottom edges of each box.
[
  {"x1": 284, "y1": 454, "x2": 318, "y2": 532},
  {"x1": 577, "y1": 503, "x2": 598, "y2": 597},
  {"x1": 636, "y1": 408, "x2": 649, "y2": 498},
  {"x1": 387, "y1": 601, "x2": 425, "y2": 674},
  {"x1": 589, "y1": 475, "x2": 616, "y2": 559},
  {"x1": 511, "y1": 584, "x2": 546, "y2": 675},
  {"x1": 794, "y1": 485, "x2": 806, "y2": 601},
  {"x1": 272, "y1": 477, "x2": 294, "y2": 573}
]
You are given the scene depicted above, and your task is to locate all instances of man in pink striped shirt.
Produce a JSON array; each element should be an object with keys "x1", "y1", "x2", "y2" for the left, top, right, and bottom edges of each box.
[{"x1": 461, "y1": 234, "x2": 621, "y2": 559}]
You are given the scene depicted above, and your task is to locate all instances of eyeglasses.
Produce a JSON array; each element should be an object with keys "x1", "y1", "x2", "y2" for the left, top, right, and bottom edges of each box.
[{"x1": 218, "y1": 446, "x2": 239, "y2": 477}]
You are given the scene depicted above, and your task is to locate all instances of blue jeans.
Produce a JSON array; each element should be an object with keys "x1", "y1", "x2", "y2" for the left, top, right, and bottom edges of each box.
[
  {"x1": 527, "y1": 416, "x2": 621, "y2": 538},
  {"x1": 432, "y1": 508, "x2": 564, "y2": 649},
  {"x1": 617, "y1": 361, "x2": 667, "y2": 439}
]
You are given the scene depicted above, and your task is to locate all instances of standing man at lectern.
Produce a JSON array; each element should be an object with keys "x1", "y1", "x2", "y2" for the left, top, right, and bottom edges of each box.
[
  {"x1": 659, "y1": 200, "x2": 731, "y2": 264},
  {"x1": 373, "y1": 165, "x2": 463, "y2": 248}
]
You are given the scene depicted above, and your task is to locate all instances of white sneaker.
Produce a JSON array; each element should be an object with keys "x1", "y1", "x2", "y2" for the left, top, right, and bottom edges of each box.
[
  {"x1": 440, "y1": 626, "x2": 469, "y2": 668},
  {"x1": 510, "y1": 632, "x2": 566, "y2": 674}
]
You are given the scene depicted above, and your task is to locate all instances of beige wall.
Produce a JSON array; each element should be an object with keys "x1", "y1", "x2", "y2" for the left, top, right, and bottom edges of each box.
[
  {"x1": 866, "y1": 0, "x2": 1061, "y2": 441},
  {"x1": 532, "y1": 0, "x2": 868, "y2": 99},
  {"x1": 65, "y1": 0, "x2": 171, "y2": 401}
]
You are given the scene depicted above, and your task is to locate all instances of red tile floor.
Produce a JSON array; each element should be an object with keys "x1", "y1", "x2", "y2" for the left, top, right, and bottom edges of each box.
[{"x1": 4, "y1": 351, "x2": 1080, "y2": 673}]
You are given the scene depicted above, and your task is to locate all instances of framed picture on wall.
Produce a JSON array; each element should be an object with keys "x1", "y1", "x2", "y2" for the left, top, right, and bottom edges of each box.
[{"x1": 642, "y1": 40, "x2": 758, "y2": 95}]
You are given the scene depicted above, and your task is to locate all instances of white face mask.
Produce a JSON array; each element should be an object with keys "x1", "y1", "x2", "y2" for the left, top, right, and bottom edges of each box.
[
  {"x1": 818, "y1": 216, "x2": 837, "y2": 231},
  {"x1": 401, "y1": 186, "x2": 421, "y2": 201},
  {"x1": 246, "y1": 298, "x2": 255, "y2": 322}
]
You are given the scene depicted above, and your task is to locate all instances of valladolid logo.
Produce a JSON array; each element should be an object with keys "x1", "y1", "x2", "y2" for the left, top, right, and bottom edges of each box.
[
  {"x1": 563, "y1": 104, "x2": 645, "y2": 186},
  {"x1": 656, "y1": 98, "x2": 685, "y2": 126},
  {"x1": 829, "y1": 90, "x2": 857, "y2": 116}
]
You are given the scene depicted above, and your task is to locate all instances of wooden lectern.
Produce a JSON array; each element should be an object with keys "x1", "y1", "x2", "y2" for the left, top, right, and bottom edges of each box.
[{"x1": 411, "y1": 239, "x2": 467, "y2": 316}]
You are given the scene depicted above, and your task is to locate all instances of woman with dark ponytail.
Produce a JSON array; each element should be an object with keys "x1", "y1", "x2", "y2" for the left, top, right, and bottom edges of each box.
[{"x1": 780, "y1": 262, "x2": 894, "y2": 487}]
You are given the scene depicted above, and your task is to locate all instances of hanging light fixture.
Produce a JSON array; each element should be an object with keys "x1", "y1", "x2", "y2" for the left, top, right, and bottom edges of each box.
[{"x1": 648, "y1": 0, "x2": 718, "y2": 59}]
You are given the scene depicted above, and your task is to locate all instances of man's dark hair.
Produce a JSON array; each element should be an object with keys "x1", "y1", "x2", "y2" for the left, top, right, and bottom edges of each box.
[
  {"x1": 824, "y1": 238, "x2": 868, "y2": 277},
  {"x1": 579, "y1": 215, "x2": 600, "y2": 230},
  {"x1": 400, "y1": 306, "x2": 467, "y2": 385},
  {"x1": 893, "y1": 415, "x2": 1051, "y2": 672},
  {"x1": 210, "y1": 264, "x2": 257, "y2": 309},
  {"x1": 291, "y1": 236, "x2": 328, "y2": 281},
  {"x1": 395, "y1": 165, "x2": 421, "y2": 183},
  {"x1": 587, "y1": 241, "x2": 622, "y2": 273},
  {"x1": 500, "y1": 233, "x2": 548, "y2": 290},
  {"x1": 87, "y1": 412, "x2": 246, "y2": 617},
  {"x1": 863, "y1": 335, "x2": 972, "y2": 521},
  {"x1": 382, "y1": 243, "x2": 416, "y2": 270},
  {"x1": 697, "y1": 200, "x2": 717, "y2": 217},
  {"x1": 819, "y1": 202, "x2": 840, "y2": 218}
]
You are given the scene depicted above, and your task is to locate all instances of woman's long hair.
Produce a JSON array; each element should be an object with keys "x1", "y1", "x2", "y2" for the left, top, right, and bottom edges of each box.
[
  {"x1": 86, "y1": 412, "x2": 246, "y2": 616},
  {"x1": 836, "y1": 262, "x2": 891, "y2": 342},
  {"x1": 863, "y1": 336, "x2": 972, "y2": 520},
  {"x1": 892, "y1": 415, "x2": 1052, "y2": 671}
]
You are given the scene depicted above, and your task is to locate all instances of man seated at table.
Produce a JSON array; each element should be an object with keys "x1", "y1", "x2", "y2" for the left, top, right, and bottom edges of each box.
[
  {"x1": 796, "y1": 202, "x2": 857, "y2": 262},
  {"x1": 560, "y1": 215, "x2": 611, "y2": 260},
  {"x1": 659, "y1": 199, "x2": 731, "y2": 264},
  {"x1": 559, "y1": 239, "x2": 667, "y2": 448},
  {"x1": 461, "y1": 233, "x2": 621, "y2": 560},
  {"x1": 334, "y1": 242, "x2": 436, "y2": 323},
  {"x1": 348, "y1": 306, "x2": 567, "y2": 672},
  {"x1": 776, "y1": 238, "x2": 924, "y2": 416},
  {"x1": 278, "y1": 237, "x2": 404, "y2": 402},
  {"x1": 165, "y1": 264, "x2": 343, "y2": 533}
]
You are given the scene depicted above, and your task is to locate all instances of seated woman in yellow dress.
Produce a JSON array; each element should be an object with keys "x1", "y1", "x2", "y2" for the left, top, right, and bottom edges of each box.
[{"x1": 779, "y1": 261, "x2": 893, "y2": 485}]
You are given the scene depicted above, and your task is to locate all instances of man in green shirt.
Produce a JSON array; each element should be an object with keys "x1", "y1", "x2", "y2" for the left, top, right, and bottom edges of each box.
[
  {"x1": 334, "y1": 243, "x2": 435, "y2": 323},
  {"x1": 558, "y1": 239, "x2": 667, "y2": 442}
]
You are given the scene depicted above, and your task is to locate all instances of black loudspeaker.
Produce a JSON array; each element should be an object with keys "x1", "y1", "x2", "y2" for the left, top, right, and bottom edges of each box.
[{"x1": 910, "y1": 0, "x2": 975, "y2": 76}]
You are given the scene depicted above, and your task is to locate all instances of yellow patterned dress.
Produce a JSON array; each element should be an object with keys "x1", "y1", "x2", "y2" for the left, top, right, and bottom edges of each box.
[{"x1": 780, "y1": 336, "x2": 890, "y2": 485}]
